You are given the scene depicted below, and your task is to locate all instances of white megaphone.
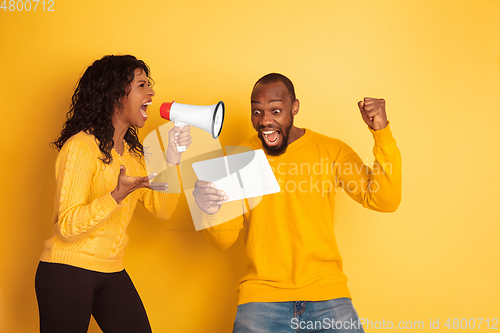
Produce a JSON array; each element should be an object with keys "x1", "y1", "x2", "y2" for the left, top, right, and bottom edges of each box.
[{"x1": 160, "y1": 101, "x2": 225, "y2": 152}]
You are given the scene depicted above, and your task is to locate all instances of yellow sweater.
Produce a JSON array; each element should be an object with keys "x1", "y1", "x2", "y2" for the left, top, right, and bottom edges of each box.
[
  {"x1": 202, "y1": 123, "x2": 402, "y2": 304},
  {"x1": 40, "y1": 131, "x2": 179, "y2": 273}
]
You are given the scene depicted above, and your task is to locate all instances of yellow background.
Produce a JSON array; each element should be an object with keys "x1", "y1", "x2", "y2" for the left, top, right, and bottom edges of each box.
[{"x1": 1, "y1": 0, "x2": 499, "y2": 332}]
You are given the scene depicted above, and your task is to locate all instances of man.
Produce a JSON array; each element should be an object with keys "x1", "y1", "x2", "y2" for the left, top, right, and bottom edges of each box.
[{"x1": 193, "y1": 73, "x2": 402, "y2": 332}]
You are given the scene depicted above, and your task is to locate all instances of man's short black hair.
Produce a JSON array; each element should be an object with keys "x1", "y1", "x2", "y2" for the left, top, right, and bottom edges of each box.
[{"x1": 253, "y1": 73, "x2": 296, "y2": 102}]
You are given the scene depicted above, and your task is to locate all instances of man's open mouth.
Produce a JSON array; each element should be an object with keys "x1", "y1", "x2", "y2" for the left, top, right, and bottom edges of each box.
[{"x1": 262, "y1": 129, "x2": 280, "y2": 146}]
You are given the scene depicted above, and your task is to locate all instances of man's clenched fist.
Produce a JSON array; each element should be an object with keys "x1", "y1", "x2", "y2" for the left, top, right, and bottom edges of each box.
[{"x1": 358, "y1": 97, "x2": 388, "y2": 131}]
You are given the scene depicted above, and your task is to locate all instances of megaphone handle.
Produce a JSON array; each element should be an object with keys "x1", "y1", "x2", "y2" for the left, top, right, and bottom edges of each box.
[{"x1": 174, "y1": 121, "x2": 187, "y2": 152}]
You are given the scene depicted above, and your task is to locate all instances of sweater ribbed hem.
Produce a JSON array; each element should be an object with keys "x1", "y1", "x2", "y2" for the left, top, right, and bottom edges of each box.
[
  {"x1": 237, "y1": 280, "x2": 351, "y2": 305},
  {"x1": 40, "y1": 249, "x2": 124, "y2": 273}
]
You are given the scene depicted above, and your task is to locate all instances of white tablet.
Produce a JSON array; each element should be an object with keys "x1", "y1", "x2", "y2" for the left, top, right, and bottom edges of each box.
[{"x1": 192, "y1": 149, "x2": 280, "y2": 202}]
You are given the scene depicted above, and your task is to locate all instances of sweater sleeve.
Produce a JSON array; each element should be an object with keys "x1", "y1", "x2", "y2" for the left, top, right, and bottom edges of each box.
[
  {"x1": 138, "y1": 161, "x2": 181, "y2": 220},
  {"x1": 336, "y1": 122, "x2": 402, "y2": 212},
  {"x1": 201, "y1": 199, "x2": 246, "y2": 250},
  {"x1": 55, "y1": 139, "x2": 121, "y2": 240}
]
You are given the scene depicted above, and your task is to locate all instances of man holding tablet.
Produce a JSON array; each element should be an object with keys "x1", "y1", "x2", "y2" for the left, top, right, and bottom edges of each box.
[{"x1": 193, "y1": 73, "x2": 402, "y2": 333}]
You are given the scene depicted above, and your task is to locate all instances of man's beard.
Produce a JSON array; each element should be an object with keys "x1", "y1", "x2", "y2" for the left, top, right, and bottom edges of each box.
[
  {"x1": 256, "y1": 119, "x2": 293, "y2": 156},
  {"x1": 258, "y1": 130, "x2": 289, "y2": 156}
]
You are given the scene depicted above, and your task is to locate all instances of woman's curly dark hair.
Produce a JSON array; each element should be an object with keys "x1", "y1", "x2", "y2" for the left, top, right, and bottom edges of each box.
[{"x1": 51, "y1": 55, "x2": 152, "y2": 164}]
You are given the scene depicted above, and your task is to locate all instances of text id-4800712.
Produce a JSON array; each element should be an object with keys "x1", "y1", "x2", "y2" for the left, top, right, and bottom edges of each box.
[{"x1": 1, "y1": 0, "x2": 54, "y2": 12}]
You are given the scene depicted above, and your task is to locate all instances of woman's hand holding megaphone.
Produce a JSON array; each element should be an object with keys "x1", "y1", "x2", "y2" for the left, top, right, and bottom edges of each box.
[{"x1": 166, "y1": 125, "x2": 192, "y2": 165}]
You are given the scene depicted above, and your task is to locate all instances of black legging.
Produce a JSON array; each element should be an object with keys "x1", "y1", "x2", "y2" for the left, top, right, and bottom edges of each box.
[{"x1": 35, "y1": 262, "x2": 152, "y2": 333}]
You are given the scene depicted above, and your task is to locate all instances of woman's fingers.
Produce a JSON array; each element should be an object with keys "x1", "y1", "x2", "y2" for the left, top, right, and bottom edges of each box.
[{"x1": 150, "y1": 182, "x2": 169, "y2": 191}]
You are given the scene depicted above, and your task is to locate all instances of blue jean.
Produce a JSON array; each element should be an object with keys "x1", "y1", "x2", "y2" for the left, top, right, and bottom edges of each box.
[{"x1": 233, "y1": 298, "x2": 365, "y2": 333}]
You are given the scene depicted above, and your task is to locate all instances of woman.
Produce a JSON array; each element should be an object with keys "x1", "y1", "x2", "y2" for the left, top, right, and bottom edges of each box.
[{"x1": 35, "y1": 55, "x2": 191, "y2": 333}]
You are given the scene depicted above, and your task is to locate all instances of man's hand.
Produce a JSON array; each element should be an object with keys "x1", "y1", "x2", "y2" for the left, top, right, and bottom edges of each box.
[
  {"x1": 358, "y1": 97, "x2": 388, "y2": 131},
  {"x1": 111, "y1": 165, "x2": 168, "y2": 204},
  {"x1": 193, "y1": 180, "x2": 228, "y2": 215}
]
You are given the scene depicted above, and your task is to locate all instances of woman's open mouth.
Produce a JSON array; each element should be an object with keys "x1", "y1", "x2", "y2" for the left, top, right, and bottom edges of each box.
[{"x1": 140, "y1": 101, "x2": 151, "y2": 120}]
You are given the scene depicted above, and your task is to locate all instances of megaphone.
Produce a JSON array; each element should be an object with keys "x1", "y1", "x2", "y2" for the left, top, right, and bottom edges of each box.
[{"x1": 160, "y1": 101, "x2": 225, "y2": 152}]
